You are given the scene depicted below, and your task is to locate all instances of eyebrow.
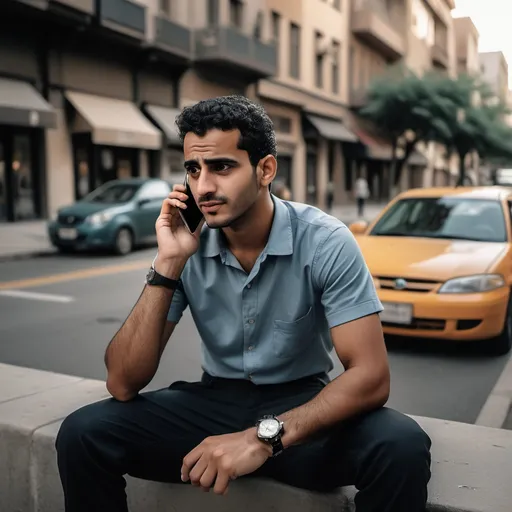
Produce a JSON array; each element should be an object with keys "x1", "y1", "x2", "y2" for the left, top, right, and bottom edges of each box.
[{"x1": 183, "y1": 157, "x2": 239, "y2": 167}]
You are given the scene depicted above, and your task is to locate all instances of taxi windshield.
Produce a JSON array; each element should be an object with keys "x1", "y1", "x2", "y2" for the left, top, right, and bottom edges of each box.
[{"x1": 370, "y1": 197, "x2": 507, "y2": 243}]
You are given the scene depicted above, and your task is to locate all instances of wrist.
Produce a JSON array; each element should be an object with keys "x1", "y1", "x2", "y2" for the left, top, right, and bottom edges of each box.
[
  {"x1": 245, "y1": 427, "x2": 272, "y2": 457},
  {"x1": 153, "y1": 256, "x2": 187, "y2": 280}
]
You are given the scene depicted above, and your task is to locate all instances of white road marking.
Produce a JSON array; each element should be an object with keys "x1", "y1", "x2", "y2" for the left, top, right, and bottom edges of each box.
[{"x1": 0, "y1": 290, "x2": 75, "y2": 303}]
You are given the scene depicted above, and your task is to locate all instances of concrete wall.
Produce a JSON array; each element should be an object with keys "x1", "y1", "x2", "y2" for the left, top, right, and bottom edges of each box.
[{"x1": 1, "y1": 362, "x2": 512, "y2": 512}]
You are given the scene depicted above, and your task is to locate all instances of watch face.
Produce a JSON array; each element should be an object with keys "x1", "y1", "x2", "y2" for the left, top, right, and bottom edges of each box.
[
  {"x1": 258, "y1": 418, "x2": 281, "y2": 439},
  {"x1": 146, "y1": 268, "x2": 155, "y2": 281}
]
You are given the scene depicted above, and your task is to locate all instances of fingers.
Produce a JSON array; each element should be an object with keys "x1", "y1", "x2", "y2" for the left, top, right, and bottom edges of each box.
[
  {"x1": 212, "y1": 471, "x2": 231, "y2": 496},
  {"x1": 181, "y1": 446, "x2": 202, "y2": 483},
  {"x1": 188, "y1": 457, "x2": 209, "y2": 488},
  {"x1": 173, "y1": 183, "x2": 187, "y2": 194},
  {"x1": 159, "y1": 197, "x2": 186, "y2": 218},
  {"x1": 199, "y1": 465, "x2": 218, "y2": 492}
]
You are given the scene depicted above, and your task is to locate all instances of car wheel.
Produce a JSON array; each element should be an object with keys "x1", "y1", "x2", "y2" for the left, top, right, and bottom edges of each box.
[
  {"x1": 114, "y1": 227, "x2": 133, "y2": 256},
  {"x1": 488, "y1": 296, "x2": 512, "y2": 356}
]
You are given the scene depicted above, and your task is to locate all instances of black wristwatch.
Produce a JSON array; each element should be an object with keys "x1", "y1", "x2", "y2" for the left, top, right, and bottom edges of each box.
[
  {"x1": 145, "y1": 266, "x2": 180, "y2": 291},
  {"x1": 256, "y1": 415, "x2": 285, "y2": 457}
]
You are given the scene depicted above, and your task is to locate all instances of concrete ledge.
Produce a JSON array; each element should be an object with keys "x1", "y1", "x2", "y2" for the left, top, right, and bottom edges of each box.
[{"x1": 1, "y1": 363, "x2": 511, "y2": 512}]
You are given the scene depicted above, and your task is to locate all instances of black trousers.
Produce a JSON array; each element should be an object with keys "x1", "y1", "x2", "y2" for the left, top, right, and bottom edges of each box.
[
  {"x1": 56, "y1": 373, "x2": 432, "y2": 512},
  {"x1": 357, "y1": 197, "x2": 365, "y2": 217}
]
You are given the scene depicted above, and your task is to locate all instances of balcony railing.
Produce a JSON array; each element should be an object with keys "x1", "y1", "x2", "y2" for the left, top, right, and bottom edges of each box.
[
  {"x1": 432, "y1": 42, "x2": 449, "y2": 69},
  {"x1": 351, "y1": 7, "x2": 405, "y2": 60},
  {"x1": 13, "y1": 0, "x2": 48, "y2": 9},
  {"x1": 194, "y1": 26, "x2": 277, "y2": 78},
  {"x1": 154, "y1": 16, "x2": 192, "y2": 59},
  {"x1": 52, "y1": 0, "x2": 94, "y2": 13},
  {"x1": 98, "y1": 0, "x2": 146, "y2": 39}
]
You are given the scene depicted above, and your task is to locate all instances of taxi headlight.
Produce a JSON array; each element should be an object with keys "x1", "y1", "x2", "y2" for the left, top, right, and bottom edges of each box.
[{"x1": 438, "y1": 274, "x2": 505, "y2": 294}]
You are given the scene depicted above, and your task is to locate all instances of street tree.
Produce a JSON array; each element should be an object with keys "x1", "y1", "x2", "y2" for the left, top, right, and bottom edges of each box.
[
  {"x1": 431, "y1": 74, "x2": 512, "y2": 185},
  {"x1": 359, "y1": 68, "x2": 512, "y2": 188},
  {"x1": 358, "y1": 66, "x2": 452, "y2": 191}
]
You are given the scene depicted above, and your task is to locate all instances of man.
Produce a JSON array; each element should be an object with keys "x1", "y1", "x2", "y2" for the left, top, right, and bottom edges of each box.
[
  {"x1": 354, "y1": 174, "x2": 370, "y2": 218},
  {"x1": 56, "y1": 96, "x2": 431, "y2": 512}
]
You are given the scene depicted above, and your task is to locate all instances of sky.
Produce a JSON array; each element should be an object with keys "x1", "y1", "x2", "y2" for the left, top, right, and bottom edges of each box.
[{"x1": 452, "y1": 0, "x2": 512, "y2": 82}]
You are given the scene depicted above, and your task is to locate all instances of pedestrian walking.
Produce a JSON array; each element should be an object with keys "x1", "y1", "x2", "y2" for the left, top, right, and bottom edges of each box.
[{"x1": 354, "y1": 175, "x2": 370, "y2": 218}]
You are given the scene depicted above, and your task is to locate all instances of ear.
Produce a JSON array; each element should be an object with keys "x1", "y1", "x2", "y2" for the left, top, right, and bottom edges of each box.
[{"x1": 257, "y1": 155, "x2": 277, "y2": 188}]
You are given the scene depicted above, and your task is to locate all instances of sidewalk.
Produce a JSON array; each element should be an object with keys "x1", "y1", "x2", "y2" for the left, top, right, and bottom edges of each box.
[
  {"x1": 330, "y1": 201, "x2": 386, "y2": 225},
  {"x1": 0, "y1": 220, "x2": 55, "y2": 262}
]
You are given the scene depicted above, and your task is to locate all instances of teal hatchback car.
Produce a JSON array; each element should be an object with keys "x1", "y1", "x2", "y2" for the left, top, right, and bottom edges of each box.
[{"x1": 48, "y1": 178, "x2": 172, "y2": 255}]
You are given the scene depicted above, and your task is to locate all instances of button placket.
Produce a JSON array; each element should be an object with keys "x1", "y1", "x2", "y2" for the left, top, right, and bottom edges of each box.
[{"x1": 242, "y1": 278, "x2": 257, "y2": 380}]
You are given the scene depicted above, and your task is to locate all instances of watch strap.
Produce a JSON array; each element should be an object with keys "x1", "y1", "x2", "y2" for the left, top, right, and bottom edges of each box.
[
  {"x1": 269, "y1": 436, "x2": 284, "y2": 457},
  {"x1": 146, "y1": 267, "x2": 181, "y2": 291}
]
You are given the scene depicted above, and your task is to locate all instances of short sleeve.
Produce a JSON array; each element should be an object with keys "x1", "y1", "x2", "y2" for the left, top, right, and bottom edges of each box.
[
  {"x1": 167, "y1": 285, "x2": 189, "y2": 323},
  {"x1": 313, "y1": 227, "x2": 383, "y2": 328}
]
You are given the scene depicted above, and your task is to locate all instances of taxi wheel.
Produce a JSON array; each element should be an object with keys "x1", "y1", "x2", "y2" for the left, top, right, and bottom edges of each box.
[
  {"x1": 114, "y1": 227, "x2": 133, "y2": 256},
  {"x1": 488, "y1": 296, "x2": 512, "y2": 356}
]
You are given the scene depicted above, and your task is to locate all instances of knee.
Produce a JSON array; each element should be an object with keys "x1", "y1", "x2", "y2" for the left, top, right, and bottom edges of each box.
[
  {"x1": 55, "y1": 400, "x2": 109, "y2": 457},
  {"x1": 376, "y1": 410, "x2": 432, "y2": 471}
]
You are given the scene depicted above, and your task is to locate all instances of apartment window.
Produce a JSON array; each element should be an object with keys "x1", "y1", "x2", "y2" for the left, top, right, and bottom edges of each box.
[
  {"x1": 271, "y1": 11, "x2": 280, "y2": 42},
  {"x1": 349, "y1": 44, "x2": 355, "y2": 90},
  {"x1": 253, "y1": 10, "x2": 263, "y2": 40},
  {"x1": 412, "y1": 0, "x2": 434, "y2": 45},
  {"x1": 158, "y1": 0, "x2": 170, "y2": 16},
  {"x1": 289, "y1": 23, "x2": 301, "y2": 79},
  {"x1": 332, "y1": 40, "x2": 340, "y2": 94},
  {"x1": 229, "y1": 0, "x2": 243, "y2": 29},
  {"x1": 271, "y1": 115, "x2": 292, "y2": 134},
  {"x1": 207, "y1": 0, "x2": 219, "y2": 26},
  {"x1": 271, "y1": 11, "x2": 281, "y2": 72},
  {"x1": 315, "y1": 32, "x2": 324, "y2": 89},
  {"x1": 333, "y1": 0, "x2": 341, "y2": 10}
]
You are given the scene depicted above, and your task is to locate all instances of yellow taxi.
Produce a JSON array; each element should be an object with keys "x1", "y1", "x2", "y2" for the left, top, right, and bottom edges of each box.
[{"x1": 349, "y1": 187, "x2": 512, "y2": 355}]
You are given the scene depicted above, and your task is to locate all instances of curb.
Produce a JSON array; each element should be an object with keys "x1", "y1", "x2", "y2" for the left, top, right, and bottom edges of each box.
[
  {"x1": 0, "y1": 249, "x2": 57, "y2": 263},
  {"x1": 475, "y1": 353, "x2": 512, "y2": 428}
]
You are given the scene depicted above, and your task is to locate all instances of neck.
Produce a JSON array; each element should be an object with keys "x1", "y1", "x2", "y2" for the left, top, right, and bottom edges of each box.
[{"x1": 222, "y1": 192, "x2": 275, "y2": 252}]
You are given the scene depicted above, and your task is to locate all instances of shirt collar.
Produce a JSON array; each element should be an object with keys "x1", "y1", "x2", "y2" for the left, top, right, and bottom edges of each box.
[{"x1": 200, "y1": 195, "x2": 293, "y2": 258}]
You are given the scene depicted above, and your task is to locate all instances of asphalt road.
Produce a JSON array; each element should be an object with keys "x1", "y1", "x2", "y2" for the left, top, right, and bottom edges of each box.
[{"x1": 0, "y1": 246, "x2": 510, "y2": 424}]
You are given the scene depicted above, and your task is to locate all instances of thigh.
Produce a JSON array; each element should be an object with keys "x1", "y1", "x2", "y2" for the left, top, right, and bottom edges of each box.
[
  {"x1": 59, "y1": 379, "x2": 245, "y2": 484},
  {"x1": 263, "y1": 407, "x2": 430, "y2": 492}
]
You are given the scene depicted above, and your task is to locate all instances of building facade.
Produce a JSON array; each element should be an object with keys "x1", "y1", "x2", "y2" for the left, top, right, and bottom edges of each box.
[
  {"x1": 479, "y1": 51, "x2": 509, "y2": 103},
  {"x1": 1, "y1": 0, "x2": 488, "y2": 223},
  {"x1": 453, "y1": 16, "x2": 480, "y2": 76},
  {"x1": 255, "y1": 0, "x2": 356, "y2": 209},
  {"x1": 0, "y1": 0, "x2": 276, "y2": 222}
]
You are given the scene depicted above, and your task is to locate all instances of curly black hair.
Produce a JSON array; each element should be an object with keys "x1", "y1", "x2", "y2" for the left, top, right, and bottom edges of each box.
[{"x1": 175, "y1": 95, "x2": 277, "y2": 167}]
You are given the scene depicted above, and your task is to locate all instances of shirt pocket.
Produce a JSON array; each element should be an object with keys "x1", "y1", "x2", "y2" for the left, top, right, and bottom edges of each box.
[{"x1": 273, "y1": 306, "x2": 314, "y2": 359}]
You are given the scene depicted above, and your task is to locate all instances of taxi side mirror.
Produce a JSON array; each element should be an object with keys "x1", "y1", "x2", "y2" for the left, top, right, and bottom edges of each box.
[{"x1": 348, "y1": 220, "x2": 369, "y2": 235}]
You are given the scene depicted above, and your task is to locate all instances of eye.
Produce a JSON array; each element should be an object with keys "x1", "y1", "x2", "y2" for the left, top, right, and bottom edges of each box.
[
  {"x1": 185, "y1": 167, "x2": 199, "y2": 175},
  {"x1": 210, "y1": 162, "x2": 232, "y2": 172}
]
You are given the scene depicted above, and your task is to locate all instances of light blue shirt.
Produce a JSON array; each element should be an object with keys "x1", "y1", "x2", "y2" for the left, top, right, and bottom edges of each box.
[{"x1": 168, "y1": 197, "x2": 383, "y2": 385}]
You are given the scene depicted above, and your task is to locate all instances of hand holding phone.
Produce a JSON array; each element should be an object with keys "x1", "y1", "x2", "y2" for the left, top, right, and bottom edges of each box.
[{"x1": 154, "y1": 179, "x2": 204, "y2": 263}]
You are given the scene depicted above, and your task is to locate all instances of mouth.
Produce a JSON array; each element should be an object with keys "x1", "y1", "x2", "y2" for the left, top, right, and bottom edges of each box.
[{"x1": 200, "y1": 202, "x2": 224, "y2": 213}]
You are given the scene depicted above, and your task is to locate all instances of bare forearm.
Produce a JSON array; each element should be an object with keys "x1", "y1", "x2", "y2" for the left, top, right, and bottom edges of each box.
[
  {"x1": 105, "y1": 258, "x2": 185, "y2": 400},
  {"x1": 279, "y1": 366, "x2": 390, "y2": 448}
]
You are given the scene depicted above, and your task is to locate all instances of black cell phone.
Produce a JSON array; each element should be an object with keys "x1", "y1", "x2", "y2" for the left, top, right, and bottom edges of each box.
[{"x1": 178, "y1": 175, "x2": 204, "y2": 234}]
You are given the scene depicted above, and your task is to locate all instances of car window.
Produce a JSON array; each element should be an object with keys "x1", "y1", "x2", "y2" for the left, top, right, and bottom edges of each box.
[
  {"x1": 85, "y1": 183, "x2": 141, "y2": 203},
  {"x1": 138, "y1": 181, "x2": 171, "y2": 200},
  {"x1": 370, "y1": 197, "x2": 507, "y2": 242}
]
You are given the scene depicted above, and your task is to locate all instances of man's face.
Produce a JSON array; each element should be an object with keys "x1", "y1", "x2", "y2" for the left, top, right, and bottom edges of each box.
[{"x1": 183, "y1": 129, "x2": 264, "y2": 229}]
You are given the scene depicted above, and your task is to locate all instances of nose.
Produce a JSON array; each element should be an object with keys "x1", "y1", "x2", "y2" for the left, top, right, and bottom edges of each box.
[{"x1": 195, "y1": 169, "x2": 216, "y2": 198}]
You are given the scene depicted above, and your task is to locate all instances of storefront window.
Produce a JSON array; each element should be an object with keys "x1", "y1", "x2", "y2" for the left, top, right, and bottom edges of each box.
[
  {"x1": 77, "y1": 148, "x2": 90, "y2": 199},
  {"x1": 0, "y1": 141, "x2": 6, "y2": 222},
  {"x1": 12, "y1": 134, "x2": 36, "y2": 220}
]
